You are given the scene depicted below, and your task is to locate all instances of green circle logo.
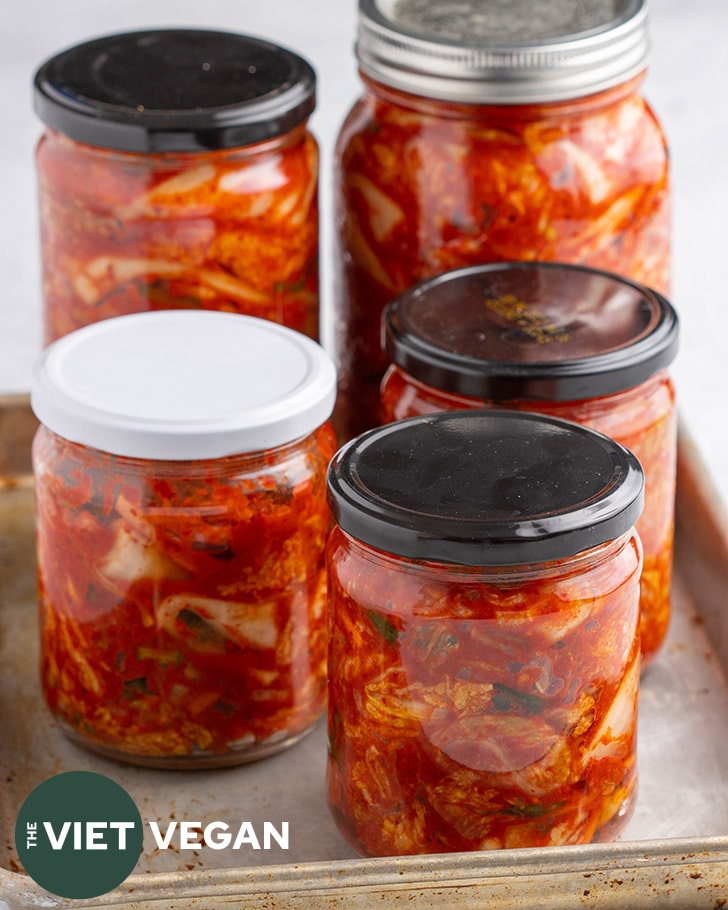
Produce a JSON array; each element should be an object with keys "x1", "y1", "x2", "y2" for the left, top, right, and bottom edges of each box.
[{"x1": 15, "y1": 771, "x2": 143, "y2": 899}]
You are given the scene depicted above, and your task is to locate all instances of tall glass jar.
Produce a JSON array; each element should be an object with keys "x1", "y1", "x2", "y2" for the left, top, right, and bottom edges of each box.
[
  {"x1": 31, "y1": 311, "x2": 337, "y2": 768},
  {"x1": 333, "y1": 0, "x2": 670, "y2": 440},
  {"x1": 34, "y1": 29, "x2": 320, "y2": 345},
  {"x1": 380, "y1": 262, "x2": 679, "y2": 665},
  {"x1": 326, "y1": 411, "x2": 644, "y2": 856}
]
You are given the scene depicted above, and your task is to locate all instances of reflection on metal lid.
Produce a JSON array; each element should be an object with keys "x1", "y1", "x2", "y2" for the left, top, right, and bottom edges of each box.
[{"x1": 357, "y1": 0, "x2": 649, "y2": 103}]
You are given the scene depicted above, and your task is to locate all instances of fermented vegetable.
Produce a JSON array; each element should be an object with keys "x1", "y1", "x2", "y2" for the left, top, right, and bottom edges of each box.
[
  {"x1": 381, "y1": 374, "x2": 674, "y2": 664},
  {"x1": 326, "y1": 410, "x2": 644, "y2": 855},
  {"x1": 334, "y1": 77, "x2": 670, "y2": 438},
  {"x1": 34, "y1": 423, "x2": 336, "y2": 766},
  {"x1": 379, "y1": 262, "x2": 678, "y2": 664},
  {"x1": 38, "y1": 130, "x2": 319, "y2": 343},
  {"x1": 327, "y1": 528, "x2": 642, "y2": 855},
  {"x1": 34, "y1": 29, "x2": 320, "y2": 344}
]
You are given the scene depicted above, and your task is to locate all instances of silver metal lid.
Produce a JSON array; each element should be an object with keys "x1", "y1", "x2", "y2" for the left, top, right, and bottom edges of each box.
[{"x1": 356, "y1": 0, "x2": 650, "y2": 103}]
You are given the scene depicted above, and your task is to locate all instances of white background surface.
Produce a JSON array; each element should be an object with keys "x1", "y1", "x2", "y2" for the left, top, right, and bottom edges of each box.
[{"x1": 2, "y1": 0, "x2": 727, "y2": 505}]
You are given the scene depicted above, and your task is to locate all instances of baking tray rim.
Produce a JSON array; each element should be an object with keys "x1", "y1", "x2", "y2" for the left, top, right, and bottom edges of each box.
[{"x1": 2, "y1": 835, "x2": 727, "y2": 906}]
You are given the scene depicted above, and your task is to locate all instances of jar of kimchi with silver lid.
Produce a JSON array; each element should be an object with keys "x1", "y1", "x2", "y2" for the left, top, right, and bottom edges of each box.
[
  {"x1": 381, "y1": 261, "x2": 679, "y2": 665},
  {"x1": 31, "y1": 311, "x2": 337, "y2": 768},
  {"x1": 333, "y1": 0, "x2": 670, "y2": 440},
  {"x1": 326, "y1": 410, "x2": 644, "y2": 855},
  {"x1": 34, "y1": 29, "x2": 320, "y2": 345}
]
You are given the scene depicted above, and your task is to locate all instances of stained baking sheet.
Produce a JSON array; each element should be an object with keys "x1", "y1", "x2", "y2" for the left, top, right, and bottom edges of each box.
[{"x1": 0, "y1": 397, "x2": 727, "y2": 908}]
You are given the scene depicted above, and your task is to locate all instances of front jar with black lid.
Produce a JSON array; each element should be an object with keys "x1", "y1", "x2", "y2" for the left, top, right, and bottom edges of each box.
[
  {"x1": 34, "y1": 29, "x2": 320, "y2": 345},
  {"x1": 326, "y1": 410, "x2": 644, "y2": 856},
  {"x1": 333, "y1": 0, "x2": 670, "y2": 441},
  {"x1": 381, "y1": 260, "x2": 679, "y2": 665},
  {"x1": 30, "y1": 311, "x2": 337, "y2": 768}
]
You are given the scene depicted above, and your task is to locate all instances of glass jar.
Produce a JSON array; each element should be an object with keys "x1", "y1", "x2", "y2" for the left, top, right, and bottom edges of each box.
[
  {"x1": 326, "y1": 411, "x2": 644, "y2": 856},
  {"x1": 34, "y1": 29, "x2": 320, "y2": 345},
  {"x1": 31, "y1": 311, "x2": 337, "y2": 768},
  {"x1": 380, "y1": 261, "x2": 679, "y2": 666},
  {"x1": 333, "y1": 0, "x2": 670, "y2": 440}
]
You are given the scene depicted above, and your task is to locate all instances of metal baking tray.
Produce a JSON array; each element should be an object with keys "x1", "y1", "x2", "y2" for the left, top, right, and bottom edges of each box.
[{"x1": 1, "y1": 394, "x2": 727, "y2": 908}]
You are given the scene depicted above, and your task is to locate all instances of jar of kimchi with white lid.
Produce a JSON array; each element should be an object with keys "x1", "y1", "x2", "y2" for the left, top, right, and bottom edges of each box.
[
  {"x1": 381, "y1": 261, "x2": 679, "y2": 665},
  {"x1": 326, "y1": 410, "x2": 644, "y2": 855},
  {"x1": 333, "y1": 0, "x2": 670, "y2": 440},
  {"x1": 31, "y1": 311, "x2": 337, "y2": 768},
  {"x1": 34, "y1": 29, "x2": 320, "y2": 344}
]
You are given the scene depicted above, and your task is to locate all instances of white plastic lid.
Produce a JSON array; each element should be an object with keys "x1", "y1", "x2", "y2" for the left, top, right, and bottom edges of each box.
[{"x1": 31, "y1": 311, "x2": 337, "y2": 461}]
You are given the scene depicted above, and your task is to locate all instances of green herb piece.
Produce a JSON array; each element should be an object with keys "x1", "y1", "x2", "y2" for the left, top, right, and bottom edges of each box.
[
  {"x1": 366, "y1": 609, "x2": 399, "y2": 646},
  {"x1": 274, "y1": 278, "x2": 306, "y2": 294},
  {"x1": 177, "y1": 609, "x2": 227, "y2": 647},
  {"x1": 123, "y1": 677, "x2": 150, "y2": 699},
  {"x1": 503, "y1": 800, "x2": 566, "y2": 819},
  {"x1": 190, "y1": 540, "x2": 235, "y2": 560},
  {"x1": 146, "y1": 280, "x2": 201, "y2": 308},
  {"x1": 492, "y1": 682, "x2": 546, "y2": 715},
  {"x1": 328, "y1": 709, "x2": 342, "y2": 767},
  {"x1": 136, "y1": 646, "x2": 182, "y2": 666}
]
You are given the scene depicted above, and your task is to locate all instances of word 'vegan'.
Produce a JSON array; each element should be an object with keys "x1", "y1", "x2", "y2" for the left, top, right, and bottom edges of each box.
[{"x1": 148, "y1": 820, "x2": 289, "y2": 851}]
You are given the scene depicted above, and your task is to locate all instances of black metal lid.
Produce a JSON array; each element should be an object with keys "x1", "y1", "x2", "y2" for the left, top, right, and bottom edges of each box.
[
  {"x1": 327, "y1": 410, "x2": 644, "y2": 566},
  {"x1": 33, "y1": 29, "x2": 317, "y2": 152},
  {"x1": 384, "y1": 262, "x2": 679, "y2": 402}
]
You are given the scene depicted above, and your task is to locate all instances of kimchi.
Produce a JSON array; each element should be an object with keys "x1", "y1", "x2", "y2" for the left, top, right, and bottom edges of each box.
[
  {"x1": 379, "y1": 261, "x2": 678, "y2": 665},
  {"x1": 37, "y1": 129, "x2": 319, "y2": 344},
  {"x1": 34, "y1": 30, "x2": 320, "y2": 344},
  {"x1": 333, "y1": 76, "x2": 670, "y2": 439},
  {"x1": 327, "y1": 528, "x2": 642, "y2": 855},
  {"x1": 382, "y1": 369, "x2": 675, "y2": 666},
  {"x1": 326, "y1": 410, "x2": 644, "y2": 855},
  {"x1": 33, "y1": 424, "x2": 336, "y2": 767}
]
